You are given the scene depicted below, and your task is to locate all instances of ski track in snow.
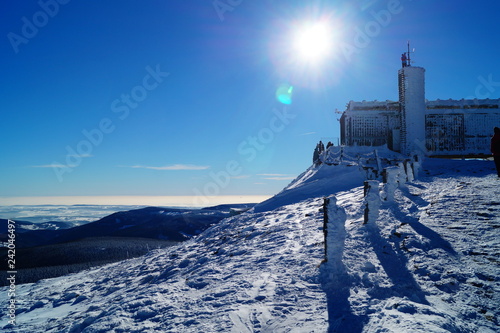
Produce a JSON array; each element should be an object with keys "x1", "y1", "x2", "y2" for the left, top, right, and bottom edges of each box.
[{"x1": 1, "y1": 157, "x2": 499, "y2": 332}]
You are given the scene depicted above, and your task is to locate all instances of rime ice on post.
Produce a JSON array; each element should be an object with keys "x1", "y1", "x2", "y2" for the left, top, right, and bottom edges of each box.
[
  {"x1": 412, "y1": 156, "x2": 421, "y2": 178},
  {"x1": 363, "y1": 180, "x2": 381, "y2": 224},
  {"x1": 396, "y1": 162, "x2": 407, "y2": 186},
  {"x1": 323, "y1": 195, "x2": 347, "y2": 266},
  {"x1": 405, "y1": 160, "x2": 414, "y2": 181},
  {"x1": 374, "y1": 149, "x2": 382, "y2": 172},
  {"x1": 383, "y1": 166, "x2": 400, "y2": 202}
]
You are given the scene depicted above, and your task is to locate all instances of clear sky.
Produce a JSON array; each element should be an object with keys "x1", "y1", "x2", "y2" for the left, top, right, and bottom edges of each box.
[{"x1": 1, "y1": 0, "x2": 499, "y2": 202}]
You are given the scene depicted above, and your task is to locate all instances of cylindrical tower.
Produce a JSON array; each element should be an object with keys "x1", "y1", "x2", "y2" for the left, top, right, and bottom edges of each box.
[{"x1": 398, "y1": 66, "x2": 426, "y2": 155}]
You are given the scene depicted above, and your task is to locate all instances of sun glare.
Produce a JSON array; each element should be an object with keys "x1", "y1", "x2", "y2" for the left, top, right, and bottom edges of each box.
[
  {"x1": 269, "y1": 15, "x2": 343, "y2": 89},
  {"x1": 293, "y1": 21, "x2": 333, "y2": 63}
]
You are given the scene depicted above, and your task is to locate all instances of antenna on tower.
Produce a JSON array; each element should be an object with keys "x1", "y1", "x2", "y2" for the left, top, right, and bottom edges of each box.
[
  {"x1": 407, "y1": 41, "x2": 411, "y2": 66},
  {"x1": 407, "y1": 40, "x2": 415, "y2": 66}
]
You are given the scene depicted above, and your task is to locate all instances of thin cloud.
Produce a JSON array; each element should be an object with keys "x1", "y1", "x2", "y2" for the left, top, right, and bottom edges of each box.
[
  {"x1": 67, "y1": 153, "x2": 93, "y2": 158},
  {"x1": 258, "y1": 173, "x2": 295, "y2": 181},
  {"x1": 30, "y1": 163, "x2": 70, "y2": 168},
  {"x1": 124, "y1": 164, "x2": 210, "y2": 171},
  {"x1": 262, "y1": 176, "x2": 296, "y2": 181},
  {"x1": 299, "y1": 132, "x2": 316, "y2": 136},
  {"x1": 231, "y1": 175, "x2": 250, "y2": 179}
]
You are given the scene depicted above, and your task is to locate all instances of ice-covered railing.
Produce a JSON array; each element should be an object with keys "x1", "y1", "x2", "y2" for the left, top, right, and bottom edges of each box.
[
  {"x1": 323, "y1": 165, "x2": 414, "y2": 234},
  {"x1": 318, "y1": 145, "x2": 420, "y2": 182},
  {"x1": 320, "y1": 146, "x2": 380, "y2": 166}
]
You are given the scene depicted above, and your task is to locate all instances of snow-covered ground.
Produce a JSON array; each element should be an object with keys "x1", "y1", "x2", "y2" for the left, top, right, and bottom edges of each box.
[{"x1": 1, "y1": 149, "x2": 499, "y2": 332}]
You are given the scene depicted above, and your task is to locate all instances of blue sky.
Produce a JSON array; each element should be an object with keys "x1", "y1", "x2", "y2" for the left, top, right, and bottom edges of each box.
[{"x1": 1, "y1": 0, "x2": 499, "y2": 200}]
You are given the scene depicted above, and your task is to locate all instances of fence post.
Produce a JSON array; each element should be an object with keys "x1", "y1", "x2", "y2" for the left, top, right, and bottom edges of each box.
[
  {"x1": 383, "y1": 166, "x2": 399, "y2": 202},
  {"x1": 322, "y1": 197, "x2": 329, "y2": 261},
  {"x1": 364, "y1": 180, "x2": 381, "y2": 224},
  {"x1": 405, "y1": 160, "x2": 414, "y2": 181},
  {"x1": 412, "y1": 154, "x2": 421, "y2": 178},
  {"x1": 323, "y1": 195, "x2": 347, "y2": 263},
  {"x1": 374, "y1": 149, "x2": 382, "y2": 173},
  {"x1": 397, "y1": 162, "x2": 407, "y2": 186}
]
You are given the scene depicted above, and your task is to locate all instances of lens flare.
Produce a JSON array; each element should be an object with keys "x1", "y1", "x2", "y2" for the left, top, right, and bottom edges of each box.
[{"x1": 276, "y1": 84, "x2": 294, "y2": 105}]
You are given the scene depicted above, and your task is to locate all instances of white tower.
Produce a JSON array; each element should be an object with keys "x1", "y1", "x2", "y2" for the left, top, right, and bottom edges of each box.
[{"x1": 398, "y1": 66, "x2": 426, "y2": 155}]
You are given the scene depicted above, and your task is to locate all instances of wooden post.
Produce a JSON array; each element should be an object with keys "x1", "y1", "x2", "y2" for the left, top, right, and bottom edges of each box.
[
  {"x1": 374, "y1": 149, "x2": 382, "y2": 174},
  {"x1": 322, "y1": 197, "x2": 329, "y2": 261},
  {"x1": 382, "y1": 168, "x2": 388, "y2": 183},
  {"x1": 322, "y1": 195, "x2": 347, "y2": 266},
  {"x1": 363, "y1": 180, "x2": 370, "y2": 197},
  {"x1": 363, "y1": 181, "x2": 370, "y2": 224},
  {"x1": 364, "y1": 180, "x2": 381, "y2": 224}
]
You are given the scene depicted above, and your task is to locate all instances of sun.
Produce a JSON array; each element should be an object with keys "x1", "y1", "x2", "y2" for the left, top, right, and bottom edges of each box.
[
  {"x1": 268, "y1": 15, "x2": 343, "y2": 89},
  {"x1": 293, "y1": 21, "x2": 333, "y2": 63}
]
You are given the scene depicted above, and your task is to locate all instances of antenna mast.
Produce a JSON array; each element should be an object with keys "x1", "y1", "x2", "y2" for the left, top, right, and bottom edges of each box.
[{"x1": 407, "y1": 40, "x2": 411, "y2": 66}]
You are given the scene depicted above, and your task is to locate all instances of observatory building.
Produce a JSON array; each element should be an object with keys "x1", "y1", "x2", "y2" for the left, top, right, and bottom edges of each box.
[{"x1": 339, "y1": 55, "x2": 500, "y2": 156}]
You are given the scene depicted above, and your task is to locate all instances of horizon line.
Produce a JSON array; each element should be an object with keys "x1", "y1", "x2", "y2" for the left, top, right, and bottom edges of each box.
[{"x1": 0, "y1": 195, "x2": 273, "y2": 207}]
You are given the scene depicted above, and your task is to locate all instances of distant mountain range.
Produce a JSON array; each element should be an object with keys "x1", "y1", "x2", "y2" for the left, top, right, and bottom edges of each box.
[
  {"x1": 0, "y1": 218, "x2": 73, "y2": 233},
  {"x1": 0, "y1": 204, "x2": 254, "y2": 249}
]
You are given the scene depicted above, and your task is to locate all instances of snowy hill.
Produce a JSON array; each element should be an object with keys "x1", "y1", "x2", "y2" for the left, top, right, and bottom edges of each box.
[{"x1": 1, "y1": 151, "x2": 499, "y2": 332}]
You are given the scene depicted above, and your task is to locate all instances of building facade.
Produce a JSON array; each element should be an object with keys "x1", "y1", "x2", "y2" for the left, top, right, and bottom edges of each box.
[{"x1": 340, "y1": 66, "x2": 500, "y2": 156}]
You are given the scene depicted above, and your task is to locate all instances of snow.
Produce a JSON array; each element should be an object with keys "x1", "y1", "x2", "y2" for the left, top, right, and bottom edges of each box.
[
  {"x1": 348, "y1": 98, "x2": 500, "y2": 111},
  {"x1": 427, "y1": 98, "x2": 500, "y2": 109},
  {"x1": 1, "y1": 152, "x2": 499, "y2": 332},
  {"x1": 347, "y1": 100, "x2": 399, "y2": 111}
]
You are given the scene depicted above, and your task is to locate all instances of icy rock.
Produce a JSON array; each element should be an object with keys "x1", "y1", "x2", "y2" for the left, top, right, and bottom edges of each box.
[
  {"x1": 53, "y1": 292, "x2": 79, "y2": 307},
  {"x1": 135, "y1": 307, "x2": 156, "y2": 320},
  {"x1": 29, "y1": 300, "x2": 46, "y2": 311},
  {"x1": 72, "y1": 295, "x2": 88, "y2": 305}
]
